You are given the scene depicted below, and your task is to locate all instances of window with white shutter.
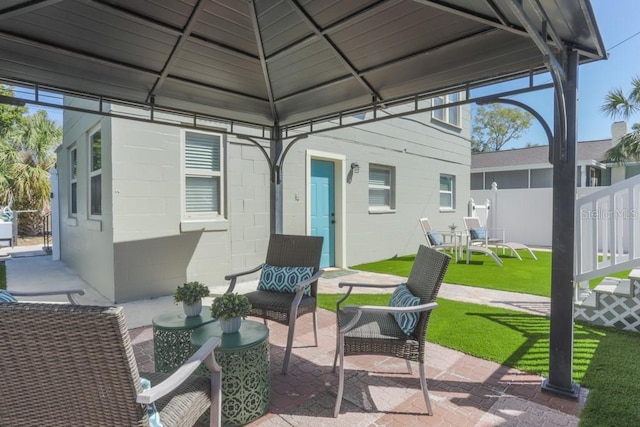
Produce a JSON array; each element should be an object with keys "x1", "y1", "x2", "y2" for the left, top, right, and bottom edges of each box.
[
  {"x1": 369, "y1": 165, "x2": 395, "y2": 211},
  {"x1": 183, "y1": 131, "x2": 223, "y2": 218}
]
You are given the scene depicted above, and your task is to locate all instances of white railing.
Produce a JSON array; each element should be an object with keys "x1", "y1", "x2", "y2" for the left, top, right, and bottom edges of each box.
[{"x1": 575, "y1": 173, "x2": 640, "y2": 286}]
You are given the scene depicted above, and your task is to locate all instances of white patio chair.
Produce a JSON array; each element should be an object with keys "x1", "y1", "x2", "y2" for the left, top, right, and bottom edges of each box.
[
  {"x1": 418, "y1": 217, "x2": 460, "y2": 261},
  {"x1": 463, "y1": 217, "x2": 536, "y2": 264}
]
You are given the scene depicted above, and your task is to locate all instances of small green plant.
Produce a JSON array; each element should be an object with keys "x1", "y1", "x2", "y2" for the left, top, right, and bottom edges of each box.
[
  {"x1": 449, "y1": 223, "x2": 458, "y2": 232},
  {"x1": 173, "y1": 281, "x2": 210, "y2": 306},
  {"x1": 210, "y1": 292, "x2": 252, "y2": 320}
]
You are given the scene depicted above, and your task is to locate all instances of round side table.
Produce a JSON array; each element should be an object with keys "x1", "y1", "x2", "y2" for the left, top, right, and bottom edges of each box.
[
  {"x1": 152, "y1": 310, "x2": 216, "y2": 373},
  {"x1": 191, "y1": 320, "x2": 270, "y2": 426}
]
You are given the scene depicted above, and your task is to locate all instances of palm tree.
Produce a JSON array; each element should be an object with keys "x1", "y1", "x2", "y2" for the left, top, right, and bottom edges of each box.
[
  {"x1": 601, "y1": 76, "x2": 640, "y2": 164},
  {"x1": 0, "y1": 110, "x2": 60, "y2": 235}
]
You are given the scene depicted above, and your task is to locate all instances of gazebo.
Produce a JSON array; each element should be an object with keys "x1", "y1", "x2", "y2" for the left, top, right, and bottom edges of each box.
[{"x1": 0, "y1": 0, "x2": 606, "y2": 398}]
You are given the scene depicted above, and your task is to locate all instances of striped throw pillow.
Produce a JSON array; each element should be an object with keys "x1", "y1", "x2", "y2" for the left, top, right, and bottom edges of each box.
[
  {"x1": 388, "y1": 283, "x2": 420, "y2": 335},
  {"x1": 0, "y1": 290, "x2": 17, "y2": 303}
]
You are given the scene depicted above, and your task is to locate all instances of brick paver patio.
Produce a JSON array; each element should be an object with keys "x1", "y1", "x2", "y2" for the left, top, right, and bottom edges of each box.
[{"x1": 131, "y1": 308, "x2": 586, "y2": 426}]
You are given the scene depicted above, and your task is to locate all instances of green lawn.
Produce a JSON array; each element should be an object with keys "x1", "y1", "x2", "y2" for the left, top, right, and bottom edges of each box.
[
  {"x1": 351, "y1": 250, "x2": 631, "y2": 297},
  {"x1": 318, "y1": 293, "x2": 640, "y2": 427}
]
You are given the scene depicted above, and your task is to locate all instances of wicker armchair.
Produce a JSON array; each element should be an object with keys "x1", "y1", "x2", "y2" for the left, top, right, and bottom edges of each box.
[
  {"x1": 225, "y1": 233, "x2": 323, "y2": 374},
  {"x1": 332, "y1": 245, "x2": 450, "y2": 417},
  {"x1": 0, "y1": 303, "x2": 222, "y2": 427}
]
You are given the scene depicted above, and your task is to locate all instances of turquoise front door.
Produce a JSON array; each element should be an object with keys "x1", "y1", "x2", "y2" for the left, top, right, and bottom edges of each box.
[{"x1": 311, "y1": 160, "x2": 335, "y2": 268}]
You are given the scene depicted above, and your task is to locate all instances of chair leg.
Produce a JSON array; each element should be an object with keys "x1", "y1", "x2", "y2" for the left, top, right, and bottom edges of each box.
[
  {"x1": 405, "y1": 359, "x2": 412, "y2": 374},
  {"x1": 333, "y1": 336, "x2": 345, "y2": 417},
  {"x1": 313, "y1": 311, "x2": 319, "y2": 347},
  {"x1": 418, "y1": 361, "x2": 433, "y2": 415},
  {"x1": 282, "y1": 316, "x2": 297, "y2": 374}
]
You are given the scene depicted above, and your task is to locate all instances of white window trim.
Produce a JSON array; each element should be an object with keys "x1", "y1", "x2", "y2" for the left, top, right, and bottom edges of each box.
[
  {"x1": 88, "y1": 125, "x2": 102, "y2": 219},
  {"x1": 440, "y1": 174, "x2": 455, "y2": 211},
  {"x1": 180, "y1": 129, "x2": 226, "y2": 223},
  {"x1": 431, "y1": 93, "x2": 462, "y2": 128},
  {"x1": 368, "y1": 164, "x2": 395, "y2": 213},
  {"x1": 69, "y1": 144, "x2": 77, "y2": 218}
]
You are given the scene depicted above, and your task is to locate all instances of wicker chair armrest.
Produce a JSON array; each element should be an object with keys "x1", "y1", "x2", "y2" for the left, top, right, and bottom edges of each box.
[
  {"x1": 293, "y1": 269, "x2": 324, "y2": 292},
  {"x1": 9, "y1": 289, "x2": 85, "y2": 305},
  {"x1": 335, "y1": 282, "x2": 400, "y2": 310},
  {"x1": 343, "y1": 302, "x2": 438, "y2": 314},
  {"x1": 137, "y1": 337, "x2": 222, "y2": 405},
  {"x1": 338, "y1": 282, "x2": 400, "y2": 289},
  {"x1": 224, "y1": 264, "x2": 264, "y2": 293}
]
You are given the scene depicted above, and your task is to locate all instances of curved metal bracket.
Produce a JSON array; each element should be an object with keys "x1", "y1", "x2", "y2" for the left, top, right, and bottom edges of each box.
[
  {"x1": 236, "y1": 135, "x2": 275, "y2": 182},
  {"x1": 477, "y1": 97, "x2": 554, "y2": 164},
  {"x1": 274, "y1": 135, "x2": 308, "y2": 184},
  {"x1": 549, "y1": 66, "x2": 568, "y2": 163}
]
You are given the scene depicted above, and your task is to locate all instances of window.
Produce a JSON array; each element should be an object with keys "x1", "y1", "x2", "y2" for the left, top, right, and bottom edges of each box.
[
  {"x1": 184, "y1": 131, "x2": 223, "y2": 218},
  {"x1": 369, "y1": 165, "x2": 394, "y2": 211},
  {"x1": 440, "y1": 174, "x2": 455, "y2": 210},
  {"x1": 89, "y1": 128, "x2": 102, "y2": 217},
  {"x1": 432, "y1": 92, "x2": 461, "y2": 127},
  {"x1": 69, "y1": 146, "x2": 77, "y2": 216}
]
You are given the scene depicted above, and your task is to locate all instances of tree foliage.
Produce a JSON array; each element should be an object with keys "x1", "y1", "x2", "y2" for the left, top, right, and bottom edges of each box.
[
  {"x1": 601, "y1": 76, "x2": 640, "y2": 164},
  {"x1": 0, "y1": 86, "x2": 60, "y2": 235},
  {"x1": 471, "y1": 104, "x2": 533, "y2": 153}
]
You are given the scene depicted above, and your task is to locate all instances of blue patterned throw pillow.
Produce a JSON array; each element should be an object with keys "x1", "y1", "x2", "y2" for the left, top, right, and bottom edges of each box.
[
  {"x1": 470, "y1": 228, "x2": 487, "y2": 240},
  {"x1": 0, "y1": 290, "x2": 17, "y2": 303},
  {"x1": 388, "y1": 283, "x2": 420, "y2": 335},
  {"x1": 258, "y1": 264, "x2": 314, "y2": 296}
]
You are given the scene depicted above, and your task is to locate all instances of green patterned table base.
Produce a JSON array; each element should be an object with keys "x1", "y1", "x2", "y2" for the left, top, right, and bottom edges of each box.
[
  {"x1": 153, "y1": 328, "x2": 194, "y2": 373},
  {"x1": 193, "y1": 338, "x2": 270, "y2": 426}
]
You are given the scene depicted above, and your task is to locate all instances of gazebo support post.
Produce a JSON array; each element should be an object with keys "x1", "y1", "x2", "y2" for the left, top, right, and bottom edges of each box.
[
  {"x1": 543, "y1": 49, "x2": 580, "y2": 398},
  {"x1": 270, "y1": 124, "x2": 284, "y2": 234}
]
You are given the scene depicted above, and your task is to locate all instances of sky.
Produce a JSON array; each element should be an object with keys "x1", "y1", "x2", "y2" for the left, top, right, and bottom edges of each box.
[
  {"x1": 470, "y1": 0, "x2": 640, "y2": 149},
  {"x1": 26, "y1": 0, "x2": 640, "y2": 149}
]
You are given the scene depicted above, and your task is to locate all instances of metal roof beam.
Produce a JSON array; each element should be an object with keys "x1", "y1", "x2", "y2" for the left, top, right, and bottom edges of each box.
[
  {"x1": 286, "y1": 0, "x2": 383, "y2": 102},
  {"x1": 266, "y1": 0, "x2": 392, "y2": 63},
  {"x1": 481, "y1": 0, "x2": 509, "y2": 26},
  {"x1": 498, "y1": 0, "x2": 566, "y2": 81},
  {"x1": 0, "y1": 30, "x2": 161, "y2": 77},
  {"x1": 248, "y1": 0, "x2": 278, "y2": 122},
  {"x1": 146, "y1": 0, "x2": 208, "y2": 102},
  {"x1": 275, "y1": 27, "x2": 497, "y2": 104},
  {"x1": 86, "y1": 0, "x2": 258, "y2": 61},
  {"x1": 0, "y1": 0, "x2": 63, "y2": 21}
]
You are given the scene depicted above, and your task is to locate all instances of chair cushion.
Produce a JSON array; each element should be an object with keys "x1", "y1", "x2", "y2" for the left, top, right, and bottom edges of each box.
[
  {"x1": 258, "y1": 264, "x2": 314, "y2": 296},
  {"x1": 470, "y1": 228, "x2": 487, "y2": 240},
  {"x1": 0, "y1": 290, "x2": 17, "y2": 303},
  {"x1": 427, "y1": 231, "x2": 444, "y2": 246},
  {"x1": 388, "y1": 283, "x2": 420, "y2": 335}
]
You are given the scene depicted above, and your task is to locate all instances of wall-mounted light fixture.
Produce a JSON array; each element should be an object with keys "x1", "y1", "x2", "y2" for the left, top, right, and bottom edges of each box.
[{"x1": 350, "y1": 162, "x2": 360, "y2": 173}]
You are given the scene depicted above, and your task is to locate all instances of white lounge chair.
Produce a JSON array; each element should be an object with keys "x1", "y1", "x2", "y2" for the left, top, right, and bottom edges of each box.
[{"x1": 462, "y1": 217, "x2": 537, "y2": 264}]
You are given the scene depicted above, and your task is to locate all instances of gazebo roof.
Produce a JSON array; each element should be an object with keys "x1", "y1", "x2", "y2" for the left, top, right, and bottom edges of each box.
[{"x1": 0, "y1": 0, "x2": 605, "y2": 129}]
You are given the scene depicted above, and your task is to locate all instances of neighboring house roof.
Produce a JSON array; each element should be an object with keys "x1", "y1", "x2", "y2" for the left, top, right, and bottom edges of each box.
[{"x1": 471, "y1": 139, "x2": 612, "y2": 169}]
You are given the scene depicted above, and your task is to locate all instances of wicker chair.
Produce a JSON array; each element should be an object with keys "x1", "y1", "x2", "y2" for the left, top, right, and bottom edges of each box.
[
  {"x1": 0, "y1": 303, "x2": 222, "y2": 427},
  {"x1": 225, "y1": 233, "x2": 323, "y2": 374},
  {"x1": 332, "y1": 245, "x2": 450, "y2": 417}
]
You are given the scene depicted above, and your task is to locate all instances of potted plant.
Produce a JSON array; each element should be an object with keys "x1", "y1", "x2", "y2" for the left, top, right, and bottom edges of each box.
[
  {"x1": 210, "y1": 292, "x2": 252, "y2": 334},
  {"x1": 448, "y1": 223, "x2": 458, "y2": 232},
  {"x1": 173, "y1": 281, "x2": 210, "y2": 317}
]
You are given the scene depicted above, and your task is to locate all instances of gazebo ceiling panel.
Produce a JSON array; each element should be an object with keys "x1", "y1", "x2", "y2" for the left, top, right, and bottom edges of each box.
[{"x1": 0, "y1": 0, "x2": 606, "y2": 128}]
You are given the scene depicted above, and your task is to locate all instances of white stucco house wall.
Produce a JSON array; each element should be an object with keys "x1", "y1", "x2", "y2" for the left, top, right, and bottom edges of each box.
[{"x1": 56, "y1": 96, "x2": 471, "y2": 303}]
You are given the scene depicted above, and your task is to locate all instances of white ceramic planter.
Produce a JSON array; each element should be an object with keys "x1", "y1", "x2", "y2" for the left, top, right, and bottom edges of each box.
[
  {"x1": 219, "y1": 317, "x2": 241, "y2": 334},
  {"x1": 183, "y1": 300, "x2": 202, "y2": 317}
]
